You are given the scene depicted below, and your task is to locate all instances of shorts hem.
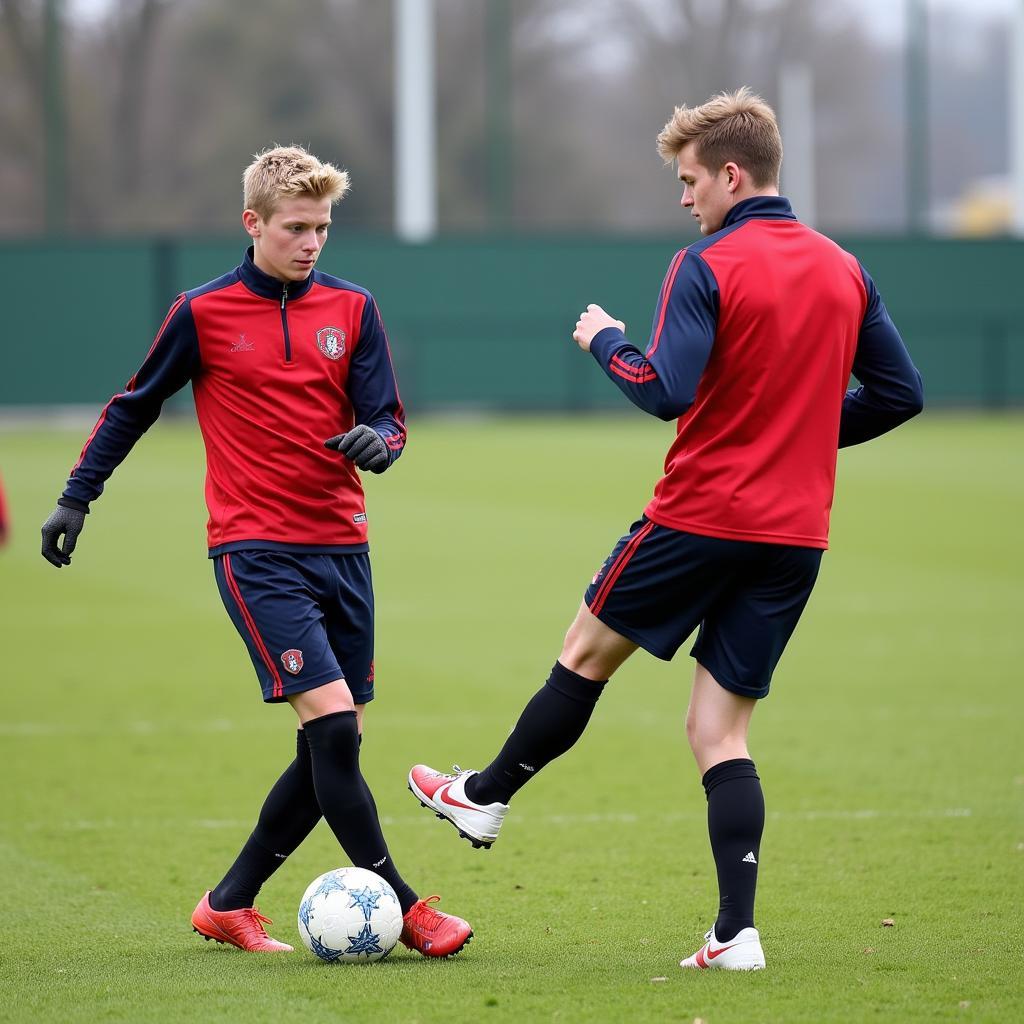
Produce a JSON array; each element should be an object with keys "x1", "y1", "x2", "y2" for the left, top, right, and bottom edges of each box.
[
  {"x1": 262, "y1": 672, "x2": 375, "y2": 705},
  {"x1": 590, "y1": 606, "x2": 678, "y2": 662},
  {"x1": 689, "y1": 646, "x2": 769, "y2": 700}
]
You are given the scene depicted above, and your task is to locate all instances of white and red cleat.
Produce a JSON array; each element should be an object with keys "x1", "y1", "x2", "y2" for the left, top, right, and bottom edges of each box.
[
  {"x1": 679, "y1": 926, "x2": 765, "y2": 971},
  {"x1": 400, "y1": 895, "x2": 473, "y2": 957},
  {"x1": 408, "y1": 764, "x2": 508, "y2": 849},
  {"x1": 191, "y1": 891, "x2": 293, "y2": 952}
]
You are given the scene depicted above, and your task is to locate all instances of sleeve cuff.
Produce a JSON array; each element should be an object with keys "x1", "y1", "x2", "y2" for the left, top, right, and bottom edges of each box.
[
  {"x1": 58, "y1": 496, "x2": 90, "y2": 514},
  {"x1": 589, "y1": 326, "x2": 627, "y2": 365}
]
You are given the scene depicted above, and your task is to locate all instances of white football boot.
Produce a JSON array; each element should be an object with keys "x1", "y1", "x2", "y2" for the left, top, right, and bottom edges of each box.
[
  {"x1": 408, "y1": 764, "x2": 508, "y2": 849},
  {"x1": 679, "y1": 925, "x2": 766, "y2": 971}
]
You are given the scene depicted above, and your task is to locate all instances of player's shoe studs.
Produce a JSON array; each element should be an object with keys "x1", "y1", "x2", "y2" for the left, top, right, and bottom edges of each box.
[
  {"x1": 191, "y1": 891, "x2": 293, "y2": 953},
  {"x1": 400, "y1": 895, "x2": 473, "y2": 958},
  {"x1": 679, "y1": 926, "x2": 765, "y2": 971},
  {"x1": 408, "y1": 764, "x2": 508, "y2": 848}
]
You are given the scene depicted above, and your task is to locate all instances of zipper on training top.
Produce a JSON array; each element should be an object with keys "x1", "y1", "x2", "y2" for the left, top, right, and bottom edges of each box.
[{"x1": 280, "y1": 283, "x2": 292, "y2": 363}]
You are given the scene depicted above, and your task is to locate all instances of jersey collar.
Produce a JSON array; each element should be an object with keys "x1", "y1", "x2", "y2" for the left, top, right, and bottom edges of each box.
[
  {"x1": 238, "y1": 246, "x2": 316, "y2": 301},
  {"x1": 722, "y1": 195, "x2": 797, "y2": 228}
]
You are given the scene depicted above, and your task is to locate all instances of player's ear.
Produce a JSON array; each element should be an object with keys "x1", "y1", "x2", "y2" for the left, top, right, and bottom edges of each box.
[
  {"x1": 724, "y1": 162, "x2": 741, "y2": 193},
  {"x1": 242, "y1": 209, "x2": 261, "y2": 238}
]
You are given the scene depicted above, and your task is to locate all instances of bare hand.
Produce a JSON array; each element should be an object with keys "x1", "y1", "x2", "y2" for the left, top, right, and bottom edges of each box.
[{"x1": 572, "y1": 304, "x2": 625, "y2": 352}]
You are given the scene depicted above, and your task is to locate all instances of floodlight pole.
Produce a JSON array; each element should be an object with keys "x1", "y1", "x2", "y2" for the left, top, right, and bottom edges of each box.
[
  {"x1": 779, "y1": 63, "x2": 816, "y2": 227},
  {"x1": 486, "y1": 0, "x2": 512, "y2": 229},
  {"x1": 1012, "y1": 0, "x2": 1024, "y2": 235},
  {"x1": 905, "y1": 0, "x2": 929, "y2": 233},
  {"x1": 44, "y1": 0, "x2": 67, "y2": 234},
  {"x1": 394, "y1": 0, "x2": 437, "y2": 242}
]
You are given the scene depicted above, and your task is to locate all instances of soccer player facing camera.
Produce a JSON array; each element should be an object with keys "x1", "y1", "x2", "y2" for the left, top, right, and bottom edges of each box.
[
  {"x1": 41, "y1": 146, "x2": 471, "y2": 957},
  {"x1": 410, "y1": 89, "x2": 923, "y2": 970}
]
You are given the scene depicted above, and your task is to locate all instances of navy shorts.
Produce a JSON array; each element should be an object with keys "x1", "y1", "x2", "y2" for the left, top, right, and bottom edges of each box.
[
  {"x1": 214, "y1": 550, "x2": 375, "y2": 705},
  {"x1": 584, "y1": 518, "x2": 822, "y2": 699}
]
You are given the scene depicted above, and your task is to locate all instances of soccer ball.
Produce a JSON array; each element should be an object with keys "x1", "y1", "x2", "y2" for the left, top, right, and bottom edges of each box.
[{"x1": 297, "y1": 867, "x2": 403, "y2": 963}]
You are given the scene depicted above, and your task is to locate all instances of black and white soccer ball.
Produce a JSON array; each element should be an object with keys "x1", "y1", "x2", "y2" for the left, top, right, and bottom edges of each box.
[{"x1": 297, "y1": 867, "x2": 403, "y2": 962}]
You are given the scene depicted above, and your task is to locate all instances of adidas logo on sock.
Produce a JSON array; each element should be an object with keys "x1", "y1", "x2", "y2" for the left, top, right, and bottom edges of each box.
[
  {"x1": 373, "y1": 856, "x2": 387, "y2": 868},
  {"x1": 742, "y1": 851, "x2": 758, "y2": 864},
  {"x1": 518, "y1": 763, "x2": 535, "y2": 773}
]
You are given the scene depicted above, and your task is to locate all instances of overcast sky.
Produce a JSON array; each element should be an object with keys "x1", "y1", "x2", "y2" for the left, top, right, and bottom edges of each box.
[{"x1": 67, "y1": 0, "x2": 1018, "y2": 37}]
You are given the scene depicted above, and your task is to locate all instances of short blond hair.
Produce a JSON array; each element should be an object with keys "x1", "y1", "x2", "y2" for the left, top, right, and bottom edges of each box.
[
  {"x1": 242, "y1": 145, "x2": 350, "y2": 220},
  {"x1": 656, "y1": 87, "x2": 782, "y2": 188}
]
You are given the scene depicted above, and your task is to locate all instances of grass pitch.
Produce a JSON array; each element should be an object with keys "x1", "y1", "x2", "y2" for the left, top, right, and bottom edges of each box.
[{"x1": 1, "y1": 413, "x2": 1022, "y2": 1024}]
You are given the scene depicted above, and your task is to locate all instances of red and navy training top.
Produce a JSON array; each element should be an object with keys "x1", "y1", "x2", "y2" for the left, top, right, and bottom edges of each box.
[
  {"x1": 589, "y1": 196, "x2": 923, "y2": 549},
  {"x1": 62, "y1": 248, "x2": 407, "y2": 555}
]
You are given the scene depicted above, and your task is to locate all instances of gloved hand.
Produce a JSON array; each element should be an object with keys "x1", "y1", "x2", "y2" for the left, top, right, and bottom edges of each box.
[
  {"x1": 41, "y1": 503, "x2": 87, "y2": 567},
  {"x1": 324, "y1": 425, "x2": 390, "y2": 473}
]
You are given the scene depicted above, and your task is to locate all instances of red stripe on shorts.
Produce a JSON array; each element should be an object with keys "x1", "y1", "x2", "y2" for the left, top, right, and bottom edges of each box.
[
  {"x1": 588, "y1": 521, "x2": 656, "y2": 617},
  {"x1": 223, "y1": 554, "x2": 285, "y2": 699}
]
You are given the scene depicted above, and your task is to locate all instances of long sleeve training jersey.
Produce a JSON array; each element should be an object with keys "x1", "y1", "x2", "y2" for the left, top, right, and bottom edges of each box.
[
  {"x1": 63, "y1": 248, "x2": 407, "y2": 554},
  {"x1": 590, "y1": 196, "x2": 923, "y2": 549}
]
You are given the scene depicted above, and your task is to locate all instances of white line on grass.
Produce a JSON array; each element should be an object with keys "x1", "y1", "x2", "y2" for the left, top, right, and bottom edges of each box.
[{"x1": 17, "y1": 807, "x2": 973, "y2": 832}]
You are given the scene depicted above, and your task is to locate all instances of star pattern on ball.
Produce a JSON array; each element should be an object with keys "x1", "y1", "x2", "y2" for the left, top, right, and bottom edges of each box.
[
  {"x1": 313, "y1": 872, "x2": 349, "y2": 901},
  {"x1": 298, "y1": 899, "x2": 343, "y2": 961},
  {"x1": 345, "y1": 923, "x2": 385, "y2": 958},
  {"x1": 347, "y1": 885, "x2": 383, "y2": 922}
]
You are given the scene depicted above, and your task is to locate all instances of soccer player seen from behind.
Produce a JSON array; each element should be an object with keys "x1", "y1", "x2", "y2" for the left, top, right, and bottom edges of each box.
[
  {"x1": 41, "y1": 146, "x2": 471, "y2": 958},
  {"x1": 409, "y1": 89, "x2": 923, "y2": 971}
]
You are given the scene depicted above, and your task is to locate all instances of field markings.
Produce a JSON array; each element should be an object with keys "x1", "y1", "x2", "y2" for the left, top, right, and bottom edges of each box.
[
  {"x1": 15, "y1": 806, "x2": 975, "y2": 833},
  {"x1": 2, "y1": 702, "x2": 1011, "y2": 738}
]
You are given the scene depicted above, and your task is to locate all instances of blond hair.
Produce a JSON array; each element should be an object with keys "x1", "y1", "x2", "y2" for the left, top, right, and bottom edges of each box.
[
  {"x1": 242, "y1": 145, "x2": 350, "y2": 220},
  {"x1": 656, "y1": 87, "x2": 782, "y2": 188}
]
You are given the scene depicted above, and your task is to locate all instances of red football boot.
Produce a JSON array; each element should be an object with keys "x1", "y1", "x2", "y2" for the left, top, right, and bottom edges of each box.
[
  {"x1": 191, "y1": 891, "x2": 293, "y2": 952},
  {"x1": 400, "y1": 895, "x2": 473, "y2": 957}
]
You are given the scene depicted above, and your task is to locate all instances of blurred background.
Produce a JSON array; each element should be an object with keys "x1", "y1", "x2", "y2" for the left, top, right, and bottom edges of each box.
[{"x1": 1, "y1": 0, "x2": 1023, "y2": 415}]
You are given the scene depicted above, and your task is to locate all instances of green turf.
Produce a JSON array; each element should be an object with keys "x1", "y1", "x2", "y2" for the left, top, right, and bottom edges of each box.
[{"x1": 1, "y1": 413, "x2": 1022, "y2": 1024}]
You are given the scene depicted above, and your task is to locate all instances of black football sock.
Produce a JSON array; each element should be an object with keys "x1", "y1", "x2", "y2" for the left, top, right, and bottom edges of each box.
[
  {"x1": 210, "y1": 729, "x2": 322, "y2": 911},
  {"x1": 703, "y1": 758, "x2": 764, "y2": 943},
  {"x1": 303, "y1": 710, "x2": 418, "y2": 914},
  {"x1": 465, "y1": 661, "x2": 607, "y2": 806}
]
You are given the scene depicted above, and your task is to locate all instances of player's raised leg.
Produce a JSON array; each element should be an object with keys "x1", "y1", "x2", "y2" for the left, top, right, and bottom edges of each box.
[
  {"x1": 294, "y1": 679, "x2": 472, "y2": 957},
  {"x1": 679, "y1": 662, "x2": 765, "y2": 970},
  {"x1": 408, "y1": 603, "x2": 636, "y2": 847}
]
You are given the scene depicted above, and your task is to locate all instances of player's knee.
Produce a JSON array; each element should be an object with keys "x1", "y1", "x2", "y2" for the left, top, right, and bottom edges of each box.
[
  {"x1": 559, "y1": 631, "x2": 607, "y2": 681},
  {"x1": 288, "y1": 677, "x2": 356, "y2": 723},
  {"x1": 684, "y1": 706, "x2": 704, "y2": 754},
  {"x1": 685, "y1": 708, "x2": 728, "y2": 759},
  {"x1": 558, "y1": 607, "x2": 633, "y2": 680},
  {"x1": 559, "y1": 618, "x2": 589, "y2": 665}
]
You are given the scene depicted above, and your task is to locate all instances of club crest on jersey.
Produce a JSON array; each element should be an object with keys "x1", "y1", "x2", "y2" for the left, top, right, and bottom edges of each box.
[
  {"x1": 281, "y1": 649, "x2": 304, "y2": 675},
  {"x1": 317, "y1": 327, "x2": 346, "y2": 360}
]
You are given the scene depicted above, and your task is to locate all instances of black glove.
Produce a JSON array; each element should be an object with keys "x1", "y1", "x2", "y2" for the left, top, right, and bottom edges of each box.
[
  {"x1": 41, "y1": 502, "x2": 87, "y2": 567},
  {"x1": 324, "y1": 425, "x2": 390, "y2": 473}
]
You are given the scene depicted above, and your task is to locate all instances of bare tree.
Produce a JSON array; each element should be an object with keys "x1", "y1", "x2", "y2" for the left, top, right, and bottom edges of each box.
[
  {"x1": 0, "y1": 0, "x2": 1011, "y2": 236},
  {"x1": 0, "y1": 0, "x2": 43, "y2": 106},
  {"x1": 110, "y1": 0, "x2": 170, "y2": 199},
  {"x1": 0, "y1": 0, "x2": 46, "y2": 228}
]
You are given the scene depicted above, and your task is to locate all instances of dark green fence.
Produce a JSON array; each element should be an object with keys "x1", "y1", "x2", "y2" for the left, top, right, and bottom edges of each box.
[{"x1": 2, "y1": 235, "x2": 1022, "y2": 410}]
